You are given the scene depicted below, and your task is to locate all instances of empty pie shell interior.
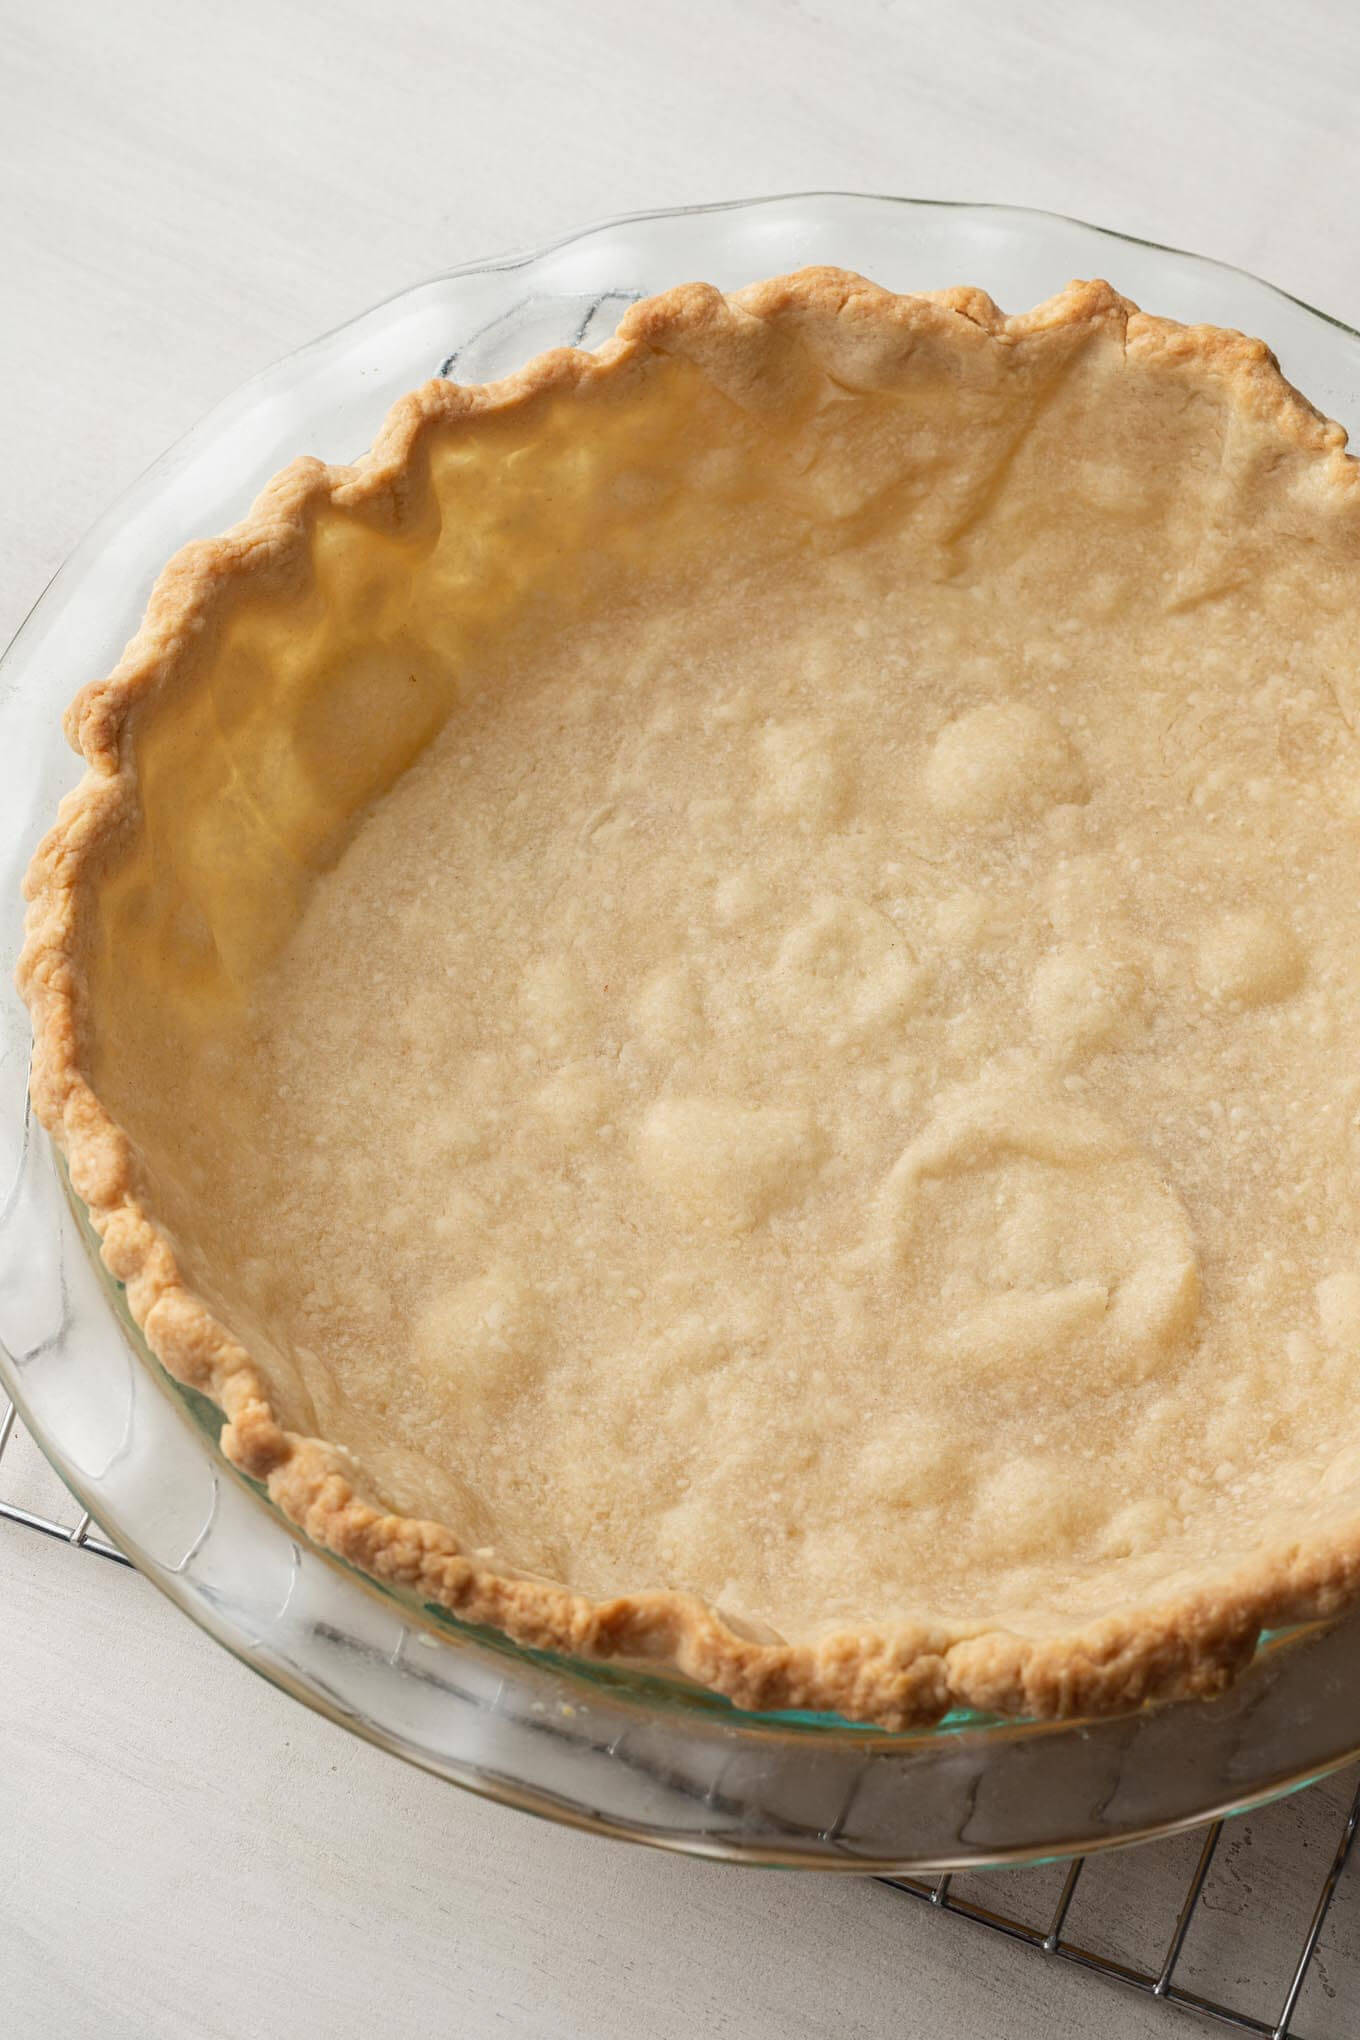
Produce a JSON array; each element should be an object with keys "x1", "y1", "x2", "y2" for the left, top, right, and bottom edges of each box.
[{"x1": 18, "y1": 268, "x2": 1360, "y2": 1730}]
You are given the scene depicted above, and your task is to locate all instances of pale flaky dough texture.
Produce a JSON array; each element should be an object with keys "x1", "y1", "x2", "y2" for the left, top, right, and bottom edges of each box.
[{"x1": 17, "y1": 270, "x2": 1360, "y2": 1729}]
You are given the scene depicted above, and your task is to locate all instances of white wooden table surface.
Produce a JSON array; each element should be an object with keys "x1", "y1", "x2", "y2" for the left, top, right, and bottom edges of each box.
[{"x1": 4, "y1": 4, "x2": 1360, "y2": 2035}]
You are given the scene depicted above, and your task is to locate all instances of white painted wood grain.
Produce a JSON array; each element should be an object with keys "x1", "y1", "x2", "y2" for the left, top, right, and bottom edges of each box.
[{"x1": 3, "y1": 3, "x2": 1360, "y2": 2033}]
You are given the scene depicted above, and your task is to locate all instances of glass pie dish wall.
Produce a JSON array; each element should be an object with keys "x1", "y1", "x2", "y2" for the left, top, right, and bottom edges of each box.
[{"x1": 3, "y1": 194, "x2": 1360, "y2": 1870}]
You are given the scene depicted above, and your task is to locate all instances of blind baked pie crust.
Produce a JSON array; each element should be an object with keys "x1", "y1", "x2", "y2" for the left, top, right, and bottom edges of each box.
[{"x1": 18, "y1": 269, "x2": 1360, "y2": 1730}]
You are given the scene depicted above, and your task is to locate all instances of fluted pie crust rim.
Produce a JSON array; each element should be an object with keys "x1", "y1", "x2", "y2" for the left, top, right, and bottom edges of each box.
[{"x1": 17, "y1": 268, "x2": 1360, "y2": 1731}]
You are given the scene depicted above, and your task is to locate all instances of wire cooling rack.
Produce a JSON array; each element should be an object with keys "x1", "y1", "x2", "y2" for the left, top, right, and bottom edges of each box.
[
  {"x1": 881, "y1": 1801, "x2": 1360, "y2": 2038},
  {"x1": 4, "y1": 1385, "x2": 1360, "y2": 2036},
  {"x1": 0, "y1": 1394, "x2": 127, "y2": 1565}
]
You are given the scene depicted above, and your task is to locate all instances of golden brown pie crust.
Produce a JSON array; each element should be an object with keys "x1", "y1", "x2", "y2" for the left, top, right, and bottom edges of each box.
[{"x1": 17, "y1": 268, "x2": 1360, "y2": 1730}]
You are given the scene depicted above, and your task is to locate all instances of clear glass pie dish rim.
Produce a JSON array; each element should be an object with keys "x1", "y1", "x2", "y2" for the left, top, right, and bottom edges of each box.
[{"x1": 3, "y1": 190, "x2": 1360, "y2": 1870}]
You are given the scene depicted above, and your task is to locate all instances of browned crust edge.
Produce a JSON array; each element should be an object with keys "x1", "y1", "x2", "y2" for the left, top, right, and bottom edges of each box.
[{"x1": 16, "y1": 268, "x2": 1360, "y2": 1731}]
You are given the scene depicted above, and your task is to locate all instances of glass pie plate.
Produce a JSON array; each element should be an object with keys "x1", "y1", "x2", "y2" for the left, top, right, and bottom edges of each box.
[{"x1": 4, "y1": 193, "x2": 1360, "y2": 1873}]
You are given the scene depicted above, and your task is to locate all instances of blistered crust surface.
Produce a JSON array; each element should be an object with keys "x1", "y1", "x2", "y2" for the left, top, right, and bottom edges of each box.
[{"x1": 16, "y1": 267, "x2": 1360, "y2": 1730}]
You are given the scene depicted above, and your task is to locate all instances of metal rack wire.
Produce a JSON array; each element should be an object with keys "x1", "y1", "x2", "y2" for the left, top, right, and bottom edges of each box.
[
  {"x1": 4, "y1": 1385, "x2": 1359, "y2": 2036},
  {"x1": 882, "y1": 1796, "x2": 1360, "y2": 2038},
  {"x1": 0, "y1": 1395, "x2": 127, "y2": 1565}
]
